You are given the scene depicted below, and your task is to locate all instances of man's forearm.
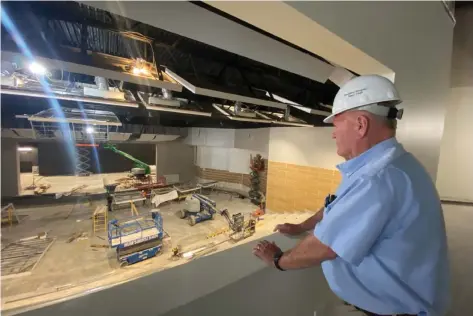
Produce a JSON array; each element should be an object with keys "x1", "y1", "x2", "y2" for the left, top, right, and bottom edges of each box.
[
  {"x1": 278, "y1": 235, "x2": 337, "y2": 270},
  {"x1": 299, "y1": 207, "x2": 324, "y2": 231}
]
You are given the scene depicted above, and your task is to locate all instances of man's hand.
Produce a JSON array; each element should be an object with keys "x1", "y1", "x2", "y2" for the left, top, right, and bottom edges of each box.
[
  {"x1": 273, "y1": 223, "x2": 304, "y2": 236},
  {"x1": 252, "y1": 240, "x2": 282, "y2": 267},
  {"x1": 273, "y1": 208, "x2": 325, "y2": 236}
]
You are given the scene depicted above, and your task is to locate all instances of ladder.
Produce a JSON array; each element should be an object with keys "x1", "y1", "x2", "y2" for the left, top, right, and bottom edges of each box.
[
  {"x1": 93, "y1": 206, "x2": 108, "y2": 235},
  {"x1": 1, "y1": 203, "x2": 20, "y2": 227}
]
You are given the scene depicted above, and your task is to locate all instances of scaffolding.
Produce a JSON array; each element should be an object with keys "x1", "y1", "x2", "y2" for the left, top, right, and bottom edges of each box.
[
  {"x1": 75, "y1": 145, "x2": 92, "y2": 176},
  {"x1": 23, "y1": 107, "x2": 121, "y2": 144}
]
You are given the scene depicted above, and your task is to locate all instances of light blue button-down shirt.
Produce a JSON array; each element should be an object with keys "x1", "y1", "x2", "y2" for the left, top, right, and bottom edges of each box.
[{"x1": 314, "y1": 138, "x2": 450, "y2": 316}]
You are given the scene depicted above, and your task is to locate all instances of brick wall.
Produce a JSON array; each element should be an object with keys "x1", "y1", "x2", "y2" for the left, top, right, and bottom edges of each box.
[
  {"x1": 266, "y1": 161, "x2": 342, "y2": 212},
  {"x1": 196, "y1": 160, "x2": 267, "y2": 193}
]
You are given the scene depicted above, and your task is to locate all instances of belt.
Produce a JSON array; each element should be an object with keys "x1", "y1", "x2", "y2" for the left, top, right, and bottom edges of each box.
[{"x1": 347, "y1": 302, "x2": 417, "y2": 316}]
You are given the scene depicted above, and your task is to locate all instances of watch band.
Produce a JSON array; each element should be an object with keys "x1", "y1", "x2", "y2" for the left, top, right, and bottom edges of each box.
[{"x1": 273, "y1": 251, "x2": 285, "y2": 271}]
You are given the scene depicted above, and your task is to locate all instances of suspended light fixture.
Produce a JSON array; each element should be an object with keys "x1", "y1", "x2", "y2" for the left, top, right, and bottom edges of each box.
[
  {"x1": 28, "y1": 62, "x2": 47, "y2": 76},
  {"x1": 132, "y1": 58, "x2": 150, "y2": 76},
  {"x1": 18, "y1": 147, "x2": 33, "y2": 152}
]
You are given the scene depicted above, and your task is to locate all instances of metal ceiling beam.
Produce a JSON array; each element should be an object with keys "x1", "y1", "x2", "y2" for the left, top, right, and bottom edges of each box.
[
  {"x1": 80, "y1": 1, "x2": 334, "y2": 83},
  {"x1": 1, "y1": 51, "x2": 183, "y2": 92},
  {"x1": 2, "y1": 88, "x2": 139, "y2": 109}
]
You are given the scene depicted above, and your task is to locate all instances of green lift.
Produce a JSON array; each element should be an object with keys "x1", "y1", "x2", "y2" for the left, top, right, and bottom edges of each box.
[{"x1": 103, "y1": 144, "x2": 151, "y2": 176}]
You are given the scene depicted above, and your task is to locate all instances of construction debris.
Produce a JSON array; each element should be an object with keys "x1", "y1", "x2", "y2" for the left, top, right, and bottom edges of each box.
[
  {"x1": 19, "y1": 232, "x2": 48, "y2": 242},
  {"x1": 207, "y1": 218, "x2": 264, "y2": 239},
  {"x1": 55, "y1": 184, "x2": 88, "y2": 199},
  {"x1": 67, "y1": 231, "x2": 86, "y2": 243},
  {"x1": 23, "y1": 176, "x2": 44, "y2": 191},
  {"x1": 181, "y1": 243, "x2": 217, "y2": 260},
  {"x1": 1, "y1": 237, "x2": 55, "y2": 279},
  {"x1": 34, "y1": 183, "x2": 51, "y2": 195},
  {"x1": 90, "y1": 244, "x2": 109, "y2": 249}
]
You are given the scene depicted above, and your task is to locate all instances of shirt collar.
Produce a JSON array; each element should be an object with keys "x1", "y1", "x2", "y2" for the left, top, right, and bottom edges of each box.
[{"x1": 336, "y1": 137, "x2": 399, "y2": 177}]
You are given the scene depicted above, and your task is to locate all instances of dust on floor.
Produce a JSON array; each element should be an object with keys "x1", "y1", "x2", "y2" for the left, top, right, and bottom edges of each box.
[{"x1": 1, "y1": 192, "x2": 314, "y2": 312}]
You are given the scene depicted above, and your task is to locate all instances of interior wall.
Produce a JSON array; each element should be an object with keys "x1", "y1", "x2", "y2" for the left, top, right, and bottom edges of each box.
[
  {"x1": 156, "y1": 141, "x2": 196, "y2": 182},
  {"x1": 185, "y1": 127, "x2": 269, "y2": 193},
  {"x1": 283, "y1": 1, "x2": 454, "y2": 180},
  {"x1": 269, "y1": 127, "x2": 341, "y2": 170},
  {"x1": 93, "y1": 144, "x2": 155, "y2": 174},
  {"x1": 19, "y1": 147, "x2": 38, "y2": 173},
  {"x1": 436, "y1": 6, "x2": 473, "y2": 202},
  {"x1": 37, "y1": 142, "x2": 156, "y2": 176},
  {"x1": 1, "y1": 139, "x2": 20, "y2": 197},
  {"x1": 187, "y1": 128, "x2": 270, "y2": 173},
  {"x1": 37, "y1": 142, "x2": 76, "y2": 176}
]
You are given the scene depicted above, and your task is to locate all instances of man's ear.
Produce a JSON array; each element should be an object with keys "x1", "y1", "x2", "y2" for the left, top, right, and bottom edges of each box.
[{"x1": 356, "y1": 115, "x2": 370, "y2": 137}]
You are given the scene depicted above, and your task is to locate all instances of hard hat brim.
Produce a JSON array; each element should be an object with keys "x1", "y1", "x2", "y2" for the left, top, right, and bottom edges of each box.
[{"x1": 323, "y1": 114, "x2": 335, "y2": 124}]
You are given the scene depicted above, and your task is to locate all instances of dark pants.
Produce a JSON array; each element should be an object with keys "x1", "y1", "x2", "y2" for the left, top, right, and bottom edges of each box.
[{"x1": 346, "y1": 302, "x2": 417, "y2": 316}]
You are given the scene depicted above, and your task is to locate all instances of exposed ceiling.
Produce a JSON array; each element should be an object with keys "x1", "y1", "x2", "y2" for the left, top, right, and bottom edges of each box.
[{"x1": 1, "y1": 1, "x2": 340, "y2": 132}]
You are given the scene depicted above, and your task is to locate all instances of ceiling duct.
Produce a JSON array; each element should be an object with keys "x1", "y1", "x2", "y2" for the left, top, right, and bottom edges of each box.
[
  {"x1": 265, "y1": 91, "x2": 332, "y2": 117},
  {"x1": 164, "y1": 67, "x2": 314, "y2": 126},
  {"x1": 212, "y1": 102, "x2": 312, "y2": 127},
  {"x1": 165, "y1": 68, "x2": 287, "y2": 110},
  {"x1": 148, "y1": 89, "x2": 181, "y2": 108},
  {"x1": 137, "y1": 91, "x2": 212, "y2": 117}
]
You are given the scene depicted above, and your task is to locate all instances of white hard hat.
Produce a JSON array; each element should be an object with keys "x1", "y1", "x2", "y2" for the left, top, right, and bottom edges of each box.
[{"x1": 323, "y1": 75, "x2": 403, "y2": 123}]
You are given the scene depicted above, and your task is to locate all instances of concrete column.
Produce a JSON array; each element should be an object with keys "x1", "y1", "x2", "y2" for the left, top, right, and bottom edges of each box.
[
  {"x1": 155, "y1": 144, "x2": 159, "y2": 181},
  {"x1": 1, "y1": 139, "x2": 20, "y2": 198}
]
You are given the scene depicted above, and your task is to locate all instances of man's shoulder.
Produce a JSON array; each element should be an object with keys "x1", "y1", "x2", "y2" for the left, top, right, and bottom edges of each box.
[{"x1": 363, "y1": 151, "x2": 427, "y2": 186}]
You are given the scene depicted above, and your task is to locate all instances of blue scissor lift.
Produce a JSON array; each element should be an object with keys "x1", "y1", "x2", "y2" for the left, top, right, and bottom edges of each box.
[{"x1": 108, "y1": 211, "x2": 164, "y2": 267}]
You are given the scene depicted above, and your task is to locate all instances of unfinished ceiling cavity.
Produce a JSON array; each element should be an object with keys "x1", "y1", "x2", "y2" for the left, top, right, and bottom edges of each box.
[{"x1": 1, "y1": 1, "x2": 343, "y2": 133}]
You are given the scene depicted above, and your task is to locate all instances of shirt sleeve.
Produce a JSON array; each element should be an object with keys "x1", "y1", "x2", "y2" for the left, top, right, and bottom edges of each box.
[{"x1": 314, "y1": 175, "x2": 395, "y2": 266}]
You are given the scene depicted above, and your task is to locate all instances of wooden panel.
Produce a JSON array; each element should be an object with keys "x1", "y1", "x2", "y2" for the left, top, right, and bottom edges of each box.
[{"x1": 266, "y1": 160, "x2": 340, "y2": 212}]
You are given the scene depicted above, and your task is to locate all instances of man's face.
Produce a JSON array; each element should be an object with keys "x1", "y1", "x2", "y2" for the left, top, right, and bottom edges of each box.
[{"x1": 332, "y1": 112, "x2": 359, "y2": 160}]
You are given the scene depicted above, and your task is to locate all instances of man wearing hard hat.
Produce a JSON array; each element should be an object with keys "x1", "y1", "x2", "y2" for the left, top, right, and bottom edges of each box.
[{"x1": 253, "y1": 75, "x2": 450, "y2": 316}]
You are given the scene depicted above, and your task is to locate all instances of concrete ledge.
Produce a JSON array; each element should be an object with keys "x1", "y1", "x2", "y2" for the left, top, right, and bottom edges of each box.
[{"x1": 15, "y1": 233, "x2": 308, "y2": 316}]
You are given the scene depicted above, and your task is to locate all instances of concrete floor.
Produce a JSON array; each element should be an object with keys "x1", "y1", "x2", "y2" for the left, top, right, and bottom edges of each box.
[
  {"x1": 19, "y1": 172, "x2": 132, "y2": 195},
  {"x1": 1, "y1": 192, "x2": 312, "y2": 312}
]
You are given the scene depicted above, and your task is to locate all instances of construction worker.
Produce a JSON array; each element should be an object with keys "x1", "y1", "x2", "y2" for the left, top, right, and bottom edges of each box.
[{"x1": 253, "y1": 75, "x2": 450, "y2": 316}]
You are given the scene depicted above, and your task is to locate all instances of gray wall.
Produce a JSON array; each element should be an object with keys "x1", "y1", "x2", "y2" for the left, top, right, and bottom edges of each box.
[
  {"x1": 37, "y1": 142, "x2": 76, "y2": 176},
  {"x1": 286, "y1": 1, "x2": 454, "y2": 180},
  {"x1": 443, "y1": 204, "x2": 473, "y2": 316},
  {"x1": 94, "y1": 143, "x2": 155, "y2": 174},
  {"x1": 156, "y1": 141, "x2": 196, "y2": 182},
  {"x1": 436, "y1": 6, "x2": 473, "y2": 202},
  {"x1": 1, "y1": 139, "x2": 20, "y2": 198}
]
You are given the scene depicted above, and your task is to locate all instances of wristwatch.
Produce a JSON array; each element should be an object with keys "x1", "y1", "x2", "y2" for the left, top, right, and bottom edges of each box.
[{"x1": 273, "y1": 250, "x2": 285, "y2": 271}]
